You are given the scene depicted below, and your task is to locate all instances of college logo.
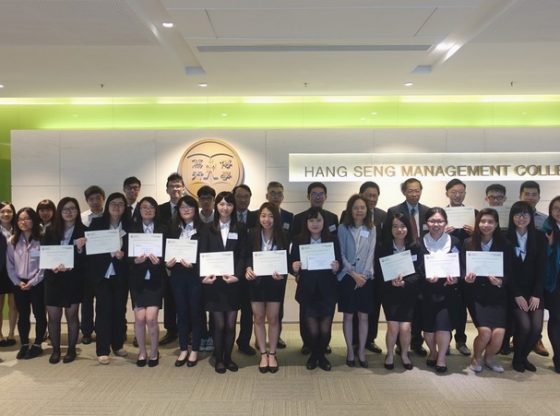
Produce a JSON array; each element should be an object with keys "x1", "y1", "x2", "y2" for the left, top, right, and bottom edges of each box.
[{"x1": 179, "y1": 139, "x2": 244, "y2": 197}]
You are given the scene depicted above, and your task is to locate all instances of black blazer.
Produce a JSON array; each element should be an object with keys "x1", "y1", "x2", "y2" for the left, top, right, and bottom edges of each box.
[
  {"x1": 245, "y1": 229, "x2": 289, "y2": 274},
  {"x1": 166, "y1": 221, "x2": 206, "y2": 279},
  {"x1": 86, "y1": 217, "x2": 129, "y2": 283},
  {"x1": 507, "y1": 230, "x2": 547, "y2": 299},
  {"x1": 42, "y1": 223, "x2": 87, "y2": 278},
  {"x1": 157, "y1": 201, "x2": 175, "y2": 227},
  {"x1": 127, "y1": 222, "x2": 167, "y2": 282},
  {"x1": 291, "y1": 208, "x2": 339, "y2": 240},
  {"x1": 280, "y1": 209, "x2": 294, "y2": 234},
  {"x1": 237, "y1": 210, "x2": 258, "y2": 230},
  {"x1": 385, "y1": 201, "x2": 430, "y2": 240},
  {"x1": 200, "y1": 222, "x2": 247, "y2": 280},
  {"x1": 375, "y1": 241, "x2": 424, "y2": 286}
]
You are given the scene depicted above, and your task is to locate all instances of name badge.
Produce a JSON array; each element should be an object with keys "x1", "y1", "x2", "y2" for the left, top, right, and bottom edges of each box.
[
  {"x1": 283, "y1": 222, "x2": 290, "y2": 230},
  {"x1": 360, "y1": 229, "x2": 370, "y2": 239},
  {"x1": 411, "y1": 254, "x2": 417, "y2": 262},
  {"x1": 228, "y1": 232, "x2": 238, "y2": 240},
  {"x1": 328, "y1": 224, "x2": 337, "y2": 232}
]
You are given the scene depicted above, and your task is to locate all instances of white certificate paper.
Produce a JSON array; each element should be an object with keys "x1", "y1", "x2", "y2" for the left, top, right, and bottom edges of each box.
[
  {"x1": 299, "y1": 242, "x2": 335, "y2": 270},
  {"x1": 253, "y1": 250, "x2": 288, "y2": 276},
  {"x1": 466, "y1": 251, "x2": 504, "y2": 277},
  {"x1": 424, "y1": 252, "x2": 460, "y2": 278},
  {"x1": 40, "y1": 245, "x2": 74, "y2": 269},
  {"x1": 85, "y1": 229, "x2": 120, "y2": 255},
  {"x1": 128, "y1": 233, "x2": 163, "y2": 257},
  {"x1": 200, "y1": 251, "x2": 234, "y2": 276},
  {"x1": 165, "y1": 239, "x2": 198, "y2": 263},
  {"x1": 379, "y1": 250, "x2": 416, "y2": 282},
  {"x1": 444, "y1": 206, "x2": 475, "y2": 229}
]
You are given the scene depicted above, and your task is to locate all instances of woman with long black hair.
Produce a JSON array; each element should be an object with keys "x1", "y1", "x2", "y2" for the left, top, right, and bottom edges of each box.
[{"x1": 544, "y1": 195, "x2": 560, "y2": 373}]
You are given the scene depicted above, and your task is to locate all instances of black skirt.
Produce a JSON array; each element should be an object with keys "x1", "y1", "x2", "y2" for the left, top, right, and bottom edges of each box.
[
  {"x1": 337, "y1": 275, "x2": 374, "y2": 314},
  {"x1": 382, "y1": 280, "x2": 420, "y2": 322},
  {"x1": 0, "y1": 267, "x2": 13, "y2": 294},
  {"x1": 129, "y1": 273, "x2": 163, "y2": 309},
  {"x1": 203, "y1": 278, "x2": 240, "y2": 312},
  {"x1": 249, "y1": 275, "x2": 286, "y2": 303},
  {"x1": 44, "y1": 272, "x2": 83, "y2": 307}
]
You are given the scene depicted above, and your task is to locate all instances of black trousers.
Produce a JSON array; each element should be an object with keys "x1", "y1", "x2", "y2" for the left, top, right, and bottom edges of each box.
[
  {"x1": 452, "y1": 282, "x2": 467, "y2": 344},
  {"x1": 162, "y1": 273, "x2": 177, "y2": 334},
  {"x1": 80, "y1": 275, "x2": 96, "y2": 336},
  {"x1": 13, "y1": 282, "x2": 47, "y2": 345},
  {"x1": 236, "y1": 280, "x2": 253, "y2": 347},
  {"x1": 94, "y1": 275, "x2": 128, "y2": 356},
  {"x1": 170, "y1": 275, "x2": 203, "y2": 351}
]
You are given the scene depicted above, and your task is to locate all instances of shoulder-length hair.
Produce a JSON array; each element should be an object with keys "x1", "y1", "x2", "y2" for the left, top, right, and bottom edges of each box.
[
  {"x1": 0, "y1": 201, "x2": 16, "y2": 229},
  {"x1": 549, "y1": 196, "x2": 560, "y2": 246},
  {"x1": 101, "y1": 192, "x2": 130, "y2": 230},
  {"x1": 12, "y1": 207, "x2": 41, "y2": 245},
  {"x1": 382, "y1": 212, "x2": 414, "y2": 248},
  {"x1": 467, "y1": 208, "x2": 504, "y2": 251},
  {"x1": 251, "y1": 202, "x2": 287, "y2": 251},
  {"x1": 171, "y1": 195, "x2": 203, "y2": 233},
  {"x1": 295, "y1": 207, "x2": 333, "y2": 243},
  {"x1": 342, "y1": 194, "x2": 373, "y2": 229},
  {"x1": 53, "y1": 197, "x2": 83, "y2": 239},
  {"x1": 507, "y1": 201, "x2": 536, "y2": 253},
  {"x1": 211, "y1": 191, "x2": 237, "y2": 233},
  {"x1": 36, "y1": 199, "x2": 56, "y2": 225}
]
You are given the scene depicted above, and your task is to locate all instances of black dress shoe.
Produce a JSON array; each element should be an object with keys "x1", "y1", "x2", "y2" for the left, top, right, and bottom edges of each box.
[
  {"x1": 318, "y1": 357, "x2": 331, "y2": 371},
  {"x1": 277, "y1": 338, "x2": 287, "y2": 349},
  {"x1": 358, "y1": 359, "x2": 368, "y2": 368},
  {"x1": 159, "y1": 332, "x2": 178, "y2": 346},
  {"x1": 81, "y1": 334, "x2": 93, "y2": 345},
  {"x1": 175, "y1": 357, "x2": 187, "y2": 367},
  {"x1": 512, "y1": 361, "x2": 525, "y2": 372},
  {"x1": 301, "y1": 345, "x2": 311, "y2": 355},
  {"x1": 187, "y1": 358, "x2": 198, "y2": 367},
  {"x1": 225, "y1": 360, "x2": 239, "y2": 372},
  {"x1": 16, "y1": 345, "x2": 29, "y2": 359},
  {"x1": 365, "y1": 342, "x2": 382, "y2": 354},
  {"x1": 49, "y1": 350, "x2": 61, "y2": 364},
  {"x1": 25, "y1": 344, "x2": 43, "y2": 359},
  {"x1": 215, "y1": 361, "x2": 226, "y2": 374},
  {"x1": 306, "y1": 357, "x2": 318, "y2": 370},
  {"x1": 524, "y1": 359, "x2": 537, "y2": 372},
  {"x1": 148, "y1": 352, "x2": 160, "y2": 367},
  {"x1": 238, "y1": 344, "x2": 257, "y2": 356},
  {"x1": 435, "y1": 365, "x2": 447, "y2": 373},
  {"x1": 412, "y1": 345, "x2": 427, "y2": 357},
  {"x1": 426, "y1": 359, "x2": 436, "y2": 367},
  {"x1": 268, "y1": 352, "x2": 279, "y2": 374},
  {"x1": 136, "y1": 355, "x2": 147, "y2": 367},
  {"x1": 346, "y1": 358, "x2": 356, "y2": 367},
  {"x1": 403, "y1": 362, "x2": 414, "y2": 370},
  {"x1": 384, "y1": 362, "x2": 394, "y2": 370},
  {"x1": 63, "y1": 349, "x2": 77, "y2": 363}
]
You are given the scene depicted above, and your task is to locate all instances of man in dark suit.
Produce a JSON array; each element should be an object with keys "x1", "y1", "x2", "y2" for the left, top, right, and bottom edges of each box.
[
  {"x1": 123, "y1": 176, "x2": 141, "y2": 225},
  {"x1": 265, "y1": 181, "x2": 294, "y2": 349},
  {"x1": 292, "y1": 182, "x2": 339, "y2": 355},
  {"x1": 157, "y1": 172, "x2": 185, "y2": 345},
  {"x1": 232, "y1": 184, "x2": 257, "y2": 355},
  {"x1": 386, "y1": 177, "x2": 430, "y2": 356}
]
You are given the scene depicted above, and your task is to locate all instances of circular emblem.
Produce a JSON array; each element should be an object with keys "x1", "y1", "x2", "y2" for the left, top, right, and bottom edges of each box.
[{"x1": 179, "y1": 139, "x2": 245, "y2": 197}]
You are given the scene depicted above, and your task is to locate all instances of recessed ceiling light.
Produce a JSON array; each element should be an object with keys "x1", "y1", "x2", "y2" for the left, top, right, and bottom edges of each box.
[
  {"x1": 0, "y1": 84, "x2": 4, "y2": 89},
  {"x1": 162, "y1": 22, "x2": 174, "y2": 28},
  {"x1": 404, "y1": 82, "x2": 413, "y2": 87},
  {"x1": 198, "y1": 83, "x2": 208, "y2": 88}
]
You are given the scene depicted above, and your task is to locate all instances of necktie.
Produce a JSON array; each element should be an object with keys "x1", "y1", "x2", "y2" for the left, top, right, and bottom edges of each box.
[{"x1": 410, "y1": 207, "x2": 419, "y2": 242}]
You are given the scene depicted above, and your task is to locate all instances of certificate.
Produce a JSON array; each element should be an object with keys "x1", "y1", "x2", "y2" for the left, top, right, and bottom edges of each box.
[
  {"x1": 40, "y1": 245, "x2": 74, "y2": 269},
  {"x1": 466, "y1": 251, "x2": 504, "y2": 277},
  {"x1": 379, "y1": 250, "x2": 416, "y2": 282},
  {"x1": 444, "y1": 206, "x2": 475, "y2": 229},
  {"x1": 493, "y1": 206, "x2": 511, "y2": 229},
  {"x1": 424, "y1": 252, "x2": 460, "y2": 278},
  {"x1": 199, "y1": 251, "x2": 234, "y2": 276},
  {"x1": 299, "y1": 242, "x2": 335, "y2": 270},
  {"x1": 128, "y1": 233, "x2": 163, "y2": 257},
  {"x1": 164, "y1": 239, "x2": 198, "y2": 263},
  {"x1": 253, "y1": 250, "x2": 288, "y2": 276},
  {"x1": 85, "y1": 229, "x2": 120, "y2": 255}
]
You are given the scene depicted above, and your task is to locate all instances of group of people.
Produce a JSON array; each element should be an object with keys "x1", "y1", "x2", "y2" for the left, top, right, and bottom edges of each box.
[{"x1": 2, "y1": 174, "x2": 560, "y2": 376}]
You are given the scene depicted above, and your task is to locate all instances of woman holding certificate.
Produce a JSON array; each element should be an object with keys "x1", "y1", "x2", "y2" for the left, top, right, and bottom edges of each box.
[
  {"x1": 377, "y1": 212, "x2": 422, "y2": 370},
  {"x1": 87, "y1": 192, "x2": 130, "y2": 365},
  {"x1": 128, "y1": 196, "x2": 165, "y2": 368},
  {"x1": 43, "y1": 197, "x2": 86, "y2": 364},
  {"x1": 419, "y1": 207, "x2": 461, "y2": 373},
  {"x1": 337, "y1": 195, "x2": 376, "y2": 368},
  {"x1": 200, "y1": 191, "x2": 246, "y2": 374},
  {"x1": 290, "y1": 207, "x2": 341, "y2": 371},
  {"x1": 507, "y1": 201, "x2": 546, "y2": 373},
  {"x1": 463, "y1": 208, "x2": 511, "y2": 373},
  {"x1": 544, "y1": 196, "x2": 560, "y2": 373},
  {"x1": 6, "y1": 208, "x2": 47, "y2": 360},
  {"x1": 166, "y1": 195, "x2": 204, "y2": 368},
  {"x1": 0, "y1": 201, "x2": 18, "y2": 349},
  {"x1": 245, "y1": 202, "x2": 288, "y2": 373}
]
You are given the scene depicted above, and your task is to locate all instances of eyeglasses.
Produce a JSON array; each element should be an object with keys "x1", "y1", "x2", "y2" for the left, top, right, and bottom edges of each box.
[
  {"x1": 427, "y1": 220, "x2": 446, "y2": 225},
  {"x1": 513, "y1": 212, "x2": 531, "y2": 219},
  {"x1": 179, "y1": 206, "x2": 195, "y2": 211},
  {"x1": 17, "y1": 218, "x2": 32, "y2": 223},
  {"x1": 61, "y1": 207, "x2": 77, "y2": 213},
  {"x1": 109, "y1": 202, "x2": 125, "y2": 208},
  {"x1": 140, "y1": 206, "x2": 156, "y2": 211}
]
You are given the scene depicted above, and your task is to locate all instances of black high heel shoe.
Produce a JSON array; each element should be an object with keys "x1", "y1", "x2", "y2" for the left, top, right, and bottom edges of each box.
[
  {"x1": 268, "y1": 352, "x2": 279, "y2": 374},
  {"x1": 136, "y1": 354, "x2": 147, "y2": 367},
  {"x1": 259, "y1": 352, "x2": 269, "y2": 374},
  {"x1": 148, "y1": 351, "x2": 160, "y2": 367}
]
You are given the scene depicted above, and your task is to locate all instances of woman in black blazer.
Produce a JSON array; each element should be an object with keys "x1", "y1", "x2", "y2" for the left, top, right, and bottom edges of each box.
[
  {"x1": 166, "y1": 195, "x2": 205, "y2": 367},
  {"x1": 463, "y1": 208, "x2": 511, "y2": 373},
  {"x1": 42, "y1": 197, "x2": 87, "y2": 364},
  {"x1": 128, "y1": 196, "x2": 166, "y2": 368},
  {"x1": 245, "y1": 202, "x2": 288, "y2": 373},
  {"x1": 199, "y1": 191, "x2": 246, "y2": 374},
  {"x1": 87, "y1": 192, "x2": 130, "y2": 364},
  {"x1": 507, "y1": 201, "x2": 547, "y2": 372},
  {"x1": 290, "y1": 207, "x2": 341, "y2": 372}
]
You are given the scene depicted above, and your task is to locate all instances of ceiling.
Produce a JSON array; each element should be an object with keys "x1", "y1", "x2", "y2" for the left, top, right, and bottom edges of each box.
[{"x1": 0, "y1": 0, "x2": 559, "y2": 97}]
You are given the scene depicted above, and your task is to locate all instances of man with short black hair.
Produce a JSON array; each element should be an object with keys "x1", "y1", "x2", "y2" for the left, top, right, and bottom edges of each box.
[
  {"x1": 81, "y1": 185, "x2": 105, "y2": 227},
  {"x1": 123, "y1": 176, "x2": 141, "y2": 224},
  {"x1": 485, "y1": 183, "x2": 507, "y2": 207},
  {"x1": 197, "y1": 185, "x2": 216, "y2": 224},
  {"x1": 233, "y1": 184, "x2": 257, "y2": 229}
]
